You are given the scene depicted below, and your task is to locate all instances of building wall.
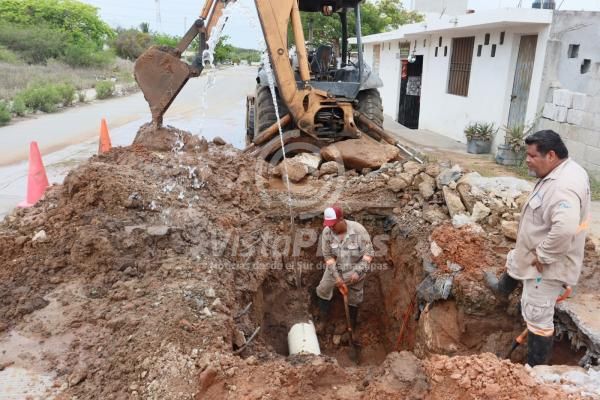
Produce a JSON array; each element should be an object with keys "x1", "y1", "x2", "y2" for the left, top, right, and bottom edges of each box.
[
  {"x1": 415, "y1": 25, "x2": 550, "y2": 147},
  {"x1": 364, "y1": 40, "x2": 405, "y2": 121},
  {"x1": 378, "y1": 40, "x2": 403, "y2": 121},
  {"x1": 536, "y1": 11, "x2": 600, "y2": 179},
  {"x1": 411, "y1": 0, "x2": 469, "y2": 16}
]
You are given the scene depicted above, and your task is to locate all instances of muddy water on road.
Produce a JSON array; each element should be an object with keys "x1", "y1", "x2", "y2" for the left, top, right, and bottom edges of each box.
[{"x1": 0, "y1": 66, "x2": 255, "y2": 218}]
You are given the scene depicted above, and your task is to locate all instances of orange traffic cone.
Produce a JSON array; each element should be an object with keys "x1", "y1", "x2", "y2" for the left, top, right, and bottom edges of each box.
[
  {"x1": 99, "y1": 118, "x2": 112, "y2": 154},
  {"x1": 18, "y1": 141, "x2": 49, "y2": 208}
]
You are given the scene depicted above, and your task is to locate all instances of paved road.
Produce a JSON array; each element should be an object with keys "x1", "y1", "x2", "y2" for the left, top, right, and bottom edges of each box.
[{"x1": 0, "y1": 65, "x2": 257, "y2": 217}]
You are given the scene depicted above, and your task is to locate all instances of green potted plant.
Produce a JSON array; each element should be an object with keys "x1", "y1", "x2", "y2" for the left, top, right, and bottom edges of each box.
[
  {"x1": 496, "y1": 123, "x2": 533, "y2": 166},
  {"x1": 465, "y1": 122, "x2": 496, "y2": 154}
]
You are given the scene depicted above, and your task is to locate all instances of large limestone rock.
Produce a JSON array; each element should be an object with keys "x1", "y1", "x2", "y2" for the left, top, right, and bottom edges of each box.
[
  {"x1": 403, "y1": 161, "x2": 424, "y2": 176},
  {"x1": 442, "y1": 186, "x2": 467, "y2": 217},
  {"x1": 273, "y1": 153, "x2": 322, "y2": 182},
  {"x1": 319, "y1": 161, "x2": 341, "y2": 177},
  {"x1": 501, "y1": 220, "x2": 519, "y2": 241},
  {"x1": 320, "y1": 136, "x2": 400, "y2": 170},
  {"x1": 388, "y1": 176, "x2": 410, "y2": 192},
  {"x1": 457, "y1": 182, "x2": 477, "y2": 214},
  {"x1": 423, "y1": 204, "x2": 448, "y2": 225},
  {"x1": 436, "y1": 165, "x2": 463, "y2": 189},
  {"x1": 471, "y1": 202, "x2": 491, "y2": 222},
  {"x1": 273, "y1": 158, "x2": 309, "y2": 182},
  {"x1": 425, "y1": 163, "x2": 441, "y2": 178},
  {"x1": 292, "y1": 152, "x2": 321, "y2": 172},
  {"x1": 419, "y1": 181, "x2": 435, "y2": 200},
  {"x1": 419, "y1": 172, "x2": 436, "y2": 187}
]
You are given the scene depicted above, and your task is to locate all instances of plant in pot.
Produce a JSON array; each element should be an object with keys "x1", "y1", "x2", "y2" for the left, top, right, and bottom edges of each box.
[
  {"x1": 465, "y1": 122, "x2": 496, "y2": 154},
  {"x1": 496, "y1": 123, "x2": 533, "y2": 166}
]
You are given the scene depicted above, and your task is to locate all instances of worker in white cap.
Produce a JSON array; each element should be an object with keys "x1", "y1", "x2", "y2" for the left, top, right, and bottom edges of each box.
[{"x1": 315, "y1": 205, "x2": 374, "y2": 334}]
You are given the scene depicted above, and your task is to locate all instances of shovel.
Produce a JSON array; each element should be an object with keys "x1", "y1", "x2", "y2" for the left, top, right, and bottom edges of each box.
[{"x1": 333, "y1": 270, "x2": 360, "y2": 363}]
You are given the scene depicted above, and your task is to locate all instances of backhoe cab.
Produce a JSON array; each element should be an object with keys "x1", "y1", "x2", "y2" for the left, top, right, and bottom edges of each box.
[
  {"x1": 249, "y1": 0, "x2": 384, "y2": 156},
  {"x1": 134, "y1": 0, "x2": 386, "y2": 162}
]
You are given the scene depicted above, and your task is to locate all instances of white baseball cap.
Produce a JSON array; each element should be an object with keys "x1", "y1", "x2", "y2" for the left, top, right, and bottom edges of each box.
[{"x1": 323, "y1": 206, "x2": 343, "y2": 227}]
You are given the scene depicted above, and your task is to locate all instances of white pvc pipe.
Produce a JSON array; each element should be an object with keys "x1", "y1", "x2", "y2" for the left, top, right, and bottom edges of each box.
[{"x1": 287, "y1": 322, "x2": 321, "y2": 356}]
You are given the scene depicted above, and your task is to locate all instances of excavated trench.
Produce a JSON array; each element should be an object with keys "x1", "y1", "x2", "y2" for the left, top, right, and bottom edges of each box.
[
  {"x1": 239, "y1": 212, "x2": 588, "y2": 368},
  {"x1": 247, "y1": 213, "x2": 408, "y2": 366}
]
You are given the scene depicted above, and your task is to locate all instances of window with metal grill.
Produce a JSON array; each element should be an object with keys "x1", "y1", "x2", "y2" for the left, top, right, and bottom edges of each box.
[{"x1": 447, "y1": 36, "x2": 475, "y2": 97}]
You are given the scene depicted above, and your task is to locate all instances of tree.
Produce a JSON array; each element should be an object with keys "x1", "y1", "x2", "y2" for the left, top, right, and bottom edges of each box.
[
  {"x1": 152, "y1": 33, "x2": 180, "y2": 48},
  {"x1": 297, "y1": 0, "x2": 422, "y2": 50},
  {"x1": 139, "y1": 22, "x2": 150, "y2": 34},
  {"x1": 113, "y1": 28, "x2": 152, "y2": 60},
  {"x1": 0, "y1": 0, "x2": 115, "y2": 48},
  {"x1": 213, "y1": 35, "x2": 234, "y2": 63}
]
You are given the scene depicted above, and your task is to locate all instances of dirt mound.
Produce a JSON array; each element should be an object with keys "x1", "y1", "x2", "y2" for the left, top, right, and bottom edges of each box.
[
  {"x1": 430, "y1": 224, "x2": 496, "y2": 274},
  {"x1": 0, "y1": 126, "x2": 586, "y2": 399}
]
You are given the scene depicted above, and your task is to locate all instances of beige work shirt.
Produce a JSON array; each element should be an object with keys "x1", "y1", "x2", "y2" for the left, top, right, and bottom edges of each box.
[
  {"x1": 507, "y1": 159, "x2": 591, "y2": 286},
  {"x1": 321, "y1": 220, "x2": 375, "y2": 274}
]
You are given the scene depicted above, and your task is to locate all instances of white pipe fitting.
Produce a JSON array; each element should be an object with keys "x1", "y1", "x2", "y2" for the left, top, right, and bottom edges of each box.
[{"x1": 287, "y1": 321, "x2": 321, "y2": 356}]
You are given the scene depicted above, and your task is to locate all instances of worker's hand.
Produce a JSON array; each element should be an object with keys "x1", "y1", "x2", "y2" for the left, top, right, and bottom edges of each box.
[
  {"x1": 348, "y1": 272, "x2": 360, "y2": 284},
  {"x1": 532, "y1": 255, "x2": 545, "y2": 273},
  {"x1": 325, "y1": 258, "x2": 336, "y2": 268}
]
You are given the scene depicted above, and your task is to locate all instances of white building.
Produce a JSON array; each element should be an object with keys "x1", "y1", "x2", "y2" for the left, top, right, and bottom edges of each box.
[{"x1": 359, "y1": 6, "x2": 600, "y2": 178}]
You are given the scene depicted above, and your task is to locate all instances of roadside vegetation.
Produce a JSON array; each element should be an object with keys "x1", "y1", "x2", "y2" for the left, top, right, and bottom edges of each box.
[
  {"x1": 208, "y1": 35, "x2": 262, "y2": 65},
  {"x1": 0, "y1": 0, "x2": 134, "y2": 124},
  {"x1": 95, "y1": 81, "x2": 116, "y2": 100},
  {"x1": 0, "y1": 0, "x2": 264, "y2": 125}
]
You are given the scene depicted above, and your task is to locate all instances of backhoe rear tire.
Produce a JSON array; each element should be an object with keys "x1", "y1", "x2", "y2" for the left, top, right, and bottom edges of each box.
[
  {"x1": 254, "y1": 85, "x2": 289, "y2": 140},
  {"x1": 356, "y1": 89, "x2": 384, "y2": 131},
  {"x1": 245, "y1": 97, "x2": 255, "y2": 146}
]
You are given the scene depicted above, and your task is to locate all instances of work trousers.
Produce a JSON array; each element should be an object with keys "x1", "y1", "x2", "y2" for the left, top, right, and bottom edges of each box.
[
  {"x1": 316, "y1": 267, "x2": 364, "y2": 307},
  {"x1": 521, "y1": 278, "x2": 564, "y2": 336}
]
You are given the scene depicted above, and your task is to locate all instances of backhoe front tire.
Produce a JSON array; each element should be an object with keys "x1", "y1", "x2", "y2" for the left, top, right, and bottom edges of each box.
[
  {"x1": 356, "y1": 89, "x2": 384, "y2": 131},
  {"x1": 254, "y1": 85, "x2": 289, "y2": 140}
]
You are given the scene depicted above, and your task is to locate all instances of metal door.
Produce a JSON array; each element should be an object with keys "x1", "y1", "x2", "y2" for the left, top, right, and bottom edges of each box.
[
  {"x1": 398, "y1": 55, "x2": 423, "y2": 129},
  {"x1": 507, "y1": 35, "x2": 538, "y2": 128}
]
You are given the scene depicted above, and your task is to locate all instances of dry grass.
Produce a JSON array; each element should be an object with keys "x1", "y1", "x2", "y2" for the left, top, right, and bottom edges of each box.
[{"x1": 0, "y1": 58, "x2": 134, "y2": 100}]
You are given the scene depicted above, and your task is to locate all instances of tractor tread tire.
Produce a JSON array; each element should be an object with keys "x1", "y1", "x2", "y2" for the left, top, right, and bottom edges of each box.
[
  {"x1": 356, "y1": 89, "x2": 384, "y2": 130},
  {"x1": 254, "y1": 86, "x2": 288, "y2": 137}
]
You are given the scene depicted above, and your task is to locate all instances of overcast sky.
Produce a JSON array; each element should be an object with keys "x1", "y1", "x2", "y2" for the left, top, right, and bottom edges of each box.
[{"x1": 81, "y1": 0, "x2": 600, "y2": 49}]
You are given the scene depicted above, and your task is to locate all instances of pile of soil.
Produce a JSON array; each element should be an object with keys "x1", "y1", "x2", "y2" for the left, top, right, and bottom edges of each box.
[
  {"x1": 430, "y1": 224, "x2": 495, "y2": 274},
  {"x1": 0, "y1": 126, "x2": 591, "y2": 399}
]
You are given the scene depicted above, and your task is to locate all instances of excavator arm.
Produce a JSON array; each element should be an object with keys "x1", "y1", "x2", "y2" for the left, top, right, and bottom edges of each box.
[
  {"x1": 134, "y1": 0, "x2": 236, "y2": 126},
  {"x1": 134, "y1": 0, "x2": 358, "y2": 137}
]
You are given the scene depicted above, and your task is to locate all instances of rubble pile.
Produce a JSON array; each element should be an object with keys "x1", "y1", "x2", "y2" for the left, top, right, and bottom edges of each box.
[
  {"x1": 534, "y1": 364, "x2": 600, "y2": 397},
  {"x1": 425, "y1": 353, "x2": 585, "y2": 399}
]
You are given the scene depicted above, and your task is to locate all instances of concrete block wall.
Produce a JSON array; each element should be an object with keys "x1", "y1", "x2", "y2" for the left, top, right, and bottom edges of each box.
[
  {"x1": 539, "y1": 87, "x2": 600, "y2": 179},
  {"x1": 535, "y1": 11, "x2": 600, "y2": 180}
]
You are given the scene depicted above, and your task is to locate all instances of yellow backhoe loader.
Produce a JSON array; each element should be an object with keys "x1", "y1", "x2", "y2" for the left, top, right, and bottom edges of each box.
[{"x1": 134, "y1": 0, "x2": 422, "y2": 163}]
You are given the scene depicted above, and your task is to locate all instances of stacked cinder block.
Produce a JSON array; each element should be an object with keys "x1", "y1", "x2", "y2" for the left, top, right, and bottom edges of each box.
[{"x1": 540, "y1": 88, "x2": 600, "y2": 179}]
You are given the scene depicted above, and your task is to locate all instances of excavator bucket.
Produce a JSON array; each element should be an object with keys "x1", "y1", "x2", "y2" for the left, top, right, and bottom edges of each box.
[{"x1": 134, "y1": 46, "x2": 193, "y2": 125}]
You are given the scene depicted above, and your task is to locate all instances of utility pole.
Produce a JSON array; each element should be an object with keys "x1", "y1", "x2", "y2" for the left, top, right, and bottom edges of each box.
[{"x1": 155, "y1": 0, "x2": 162, "y2": 31}]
